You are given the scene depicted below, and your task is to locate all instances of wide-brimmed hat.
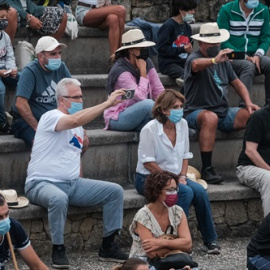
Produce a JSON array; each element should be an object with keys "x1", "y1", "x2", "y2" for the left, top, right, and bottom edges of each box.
[
  {"x1": 0, "y1": 189, "x2": 29, "y2": 208},
  {"x1": 35, "y1": 36, "x2": 67, "y2": 54},
  {"x1": 187, "y1": 166, "x2": 208, "y2": 190},
  {"x1": 191, "y1": 22, "x2": 230, "y2": 44},
  {"x1": 116, "y1": 29, "x2": 156, "y2": 53}
]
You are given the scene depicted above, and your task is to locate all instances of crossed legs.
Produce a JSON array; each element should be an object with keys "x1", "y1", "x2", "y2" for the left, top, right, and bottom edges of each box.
[{"x1": 82, "y1": 5, "x2": 126, "y2": 56}]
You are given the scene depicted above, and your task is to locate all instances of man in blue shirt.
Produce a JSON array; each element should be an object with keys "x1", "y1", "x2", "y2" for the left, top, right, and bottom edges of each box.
[{"x1": 11, "y1": 36, "x2": 71, "y2": 146}]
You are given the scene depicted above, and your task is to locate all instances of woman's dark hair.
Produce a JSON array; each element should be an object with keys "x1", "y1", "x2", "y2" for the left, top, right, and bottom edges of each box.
[
  {"x1": 172, "y1": 0, "x2": 197, "y2": 16},
  {"x1": 152, "y1": 89, "x2": 185, "y2": 124},
  {"x1": 144, "y1": 171, "x2": 178, "y2": 203},
  {"x1": 0, "y1": 4, "x2": 10, "y2": 11},
  {"x1": 115, "y1": 49, "x2": 130, "y2": 61},
  {"x1": 112, "y1": 257, "x2": 148, "y2": 270}
]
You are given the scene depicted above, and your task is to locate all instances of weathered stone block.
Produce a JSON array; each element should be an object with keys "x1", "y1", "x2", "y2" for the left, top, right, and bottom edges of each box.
[
  {"x1": 132, "y1": 5, "x2": 170, "y2": 23},
  {"x1": 31, "y1": 240, "x2": 51, "y2": 256},
  {"x1": 65, "y1": 233, "x2": 84, "y2": 252},
  {"x1": 71, "y1": 220, "x2": 81, "y2": 233},
  {"x1": 30, "y1": 232, "x2": 48, "y2": 241},
  {"x1": 20, "y1": 220, "x2": 31, "y2": 236},
  {"x1": 247, "y1": 199, "x2": 263, "y2": 222},
  {"x1": 210, "y1": 202, "x2": 225, "y2": 219},
  {"x1": 84, "y1": 225, "x2": 103, "y2": 250},
  {"x1": 225, "y1": 201, "x2": 248, "y2": 226},
  {"x1": 31, "y1": 220, "x2": 43, "y2": 233},
  {"x1": 131, "y1": 0, "x2": 153, "y2": 7},
  {"x1": 79, "y1": 218, "x2": 96, "y2": 241},
  {"x1": 64, "y1": 218, "x2": 72, "y2": 235}
]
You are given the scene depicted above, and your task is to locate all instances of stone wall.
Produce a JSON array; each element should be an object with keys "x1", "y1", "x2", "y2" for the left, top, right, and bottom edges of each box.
[
  {"x1": 20, "y1": 198, "x2": 263, "y2": 255},
  {"x1": 109, "y1": 0, "x2": 270, "y2": 23}
]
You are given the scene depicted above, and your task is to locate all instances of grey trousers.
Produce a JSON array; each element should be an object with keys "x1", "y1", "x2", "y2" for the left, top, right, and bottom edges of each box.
[
  {"x1": 231, "y1": 56, "x2": 270, "y2": 105},
  {"x1": 236, "y1": 165, "x2": 270, "y2": 217}
]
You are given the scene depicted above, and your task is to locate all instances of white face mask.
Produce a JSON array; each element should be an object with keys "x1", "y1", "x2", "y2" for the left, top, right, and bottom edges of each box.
[{"x1": 182, "y1": 13, "x2": 195, "y2": 23}]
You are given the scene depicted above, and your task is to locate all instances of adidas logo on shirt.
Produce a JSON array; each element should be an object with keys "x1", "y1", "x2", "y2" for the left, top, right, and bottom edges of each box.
[{"x1": 36, "y1": 81, "x2": 57, "y2": 103}]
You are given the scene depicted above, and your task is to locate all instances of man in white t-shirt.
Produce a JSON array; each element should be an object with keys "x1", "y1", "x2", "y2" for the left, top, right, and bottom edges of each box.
[{"x1": 24, "y1": 78, "x2": 128, "y2": 269}]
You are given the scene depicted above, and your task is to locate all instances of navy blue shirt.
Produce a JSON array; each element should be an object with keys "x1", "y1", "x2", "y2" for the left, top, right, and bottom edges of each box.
[{"x1": 0, "y1": 218, "x2": 30, "y2": 270}]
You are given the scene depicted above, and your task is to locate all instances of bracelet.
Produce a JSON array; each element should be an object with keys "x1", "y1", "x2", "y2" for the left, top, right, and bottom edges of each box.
[
  {"x1": 27, "y1": 14, "x2": 32, "y2": 23},
  {"x1": 254, "y1": 52, "x2": 263, "y2": 58},
  {"x1": 179, "y1": 174, "x2": 187, "y2": 178},
  {"x1": 211, "y1": 58, "x2": 217, "y2": 65}
]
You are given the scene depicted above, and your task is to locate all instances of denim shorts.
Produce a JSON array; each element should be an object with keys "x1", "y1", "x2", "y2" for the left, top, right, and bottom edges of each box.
[
  {"x1": 75, "y1": 5, "x2": 92, "y2": 25},
  {"x1": 185, "y1": 107, "x2": 241, "y2": 132}
]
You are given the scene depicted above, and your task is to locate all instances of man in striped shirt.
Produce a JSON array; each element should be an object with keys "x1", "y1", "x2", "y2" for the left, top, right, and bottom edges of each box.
[{"x1": 217, "y1": 0, "x2": 270, "y2": 106}]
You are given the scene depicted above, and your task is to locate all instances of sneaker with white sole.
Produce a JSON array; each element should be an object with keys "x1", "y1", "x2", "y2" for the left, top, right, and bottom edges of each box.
[
  {"x1": 175, "y1": 77, "x2": 184, "y2": 87},
  {"x1": 202, "y1": 242, "x2": 221, "y2": 255}
]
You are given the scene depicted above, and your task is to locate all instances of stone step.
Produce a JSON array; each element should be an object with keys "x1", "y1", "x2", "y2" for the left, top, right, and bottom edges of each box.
[
  {"x1": 9, "y1": 181, "x2": 262, "y2": 253},
  {"x1": 0, "y1": 127, "x2": 252, "y2": 195}
]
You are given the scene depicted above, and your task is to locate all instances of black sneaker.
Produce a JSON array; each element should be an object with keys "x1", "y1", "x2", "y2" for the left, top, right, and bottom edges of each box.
[
  {"x1": 203, "y1": 242, "x2": 221, "y2": 255},
  {"x1": 98, "y1": 243, "x2": 128, "y2": 263},
  {"x1": 0, "y1": 122, "x2": 11, "y2": 135},
  {"x1": 201, "y1": 166, "x2": 223, "y2": 184},
  {"x1": 51, "y1": 245, "x2": 70, "y2": 269}
]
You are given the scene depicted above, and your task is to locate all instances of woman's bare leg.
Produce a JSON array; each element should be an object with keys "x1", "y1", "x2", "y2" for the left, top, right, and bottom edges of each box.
[
  {"x1": 52, "y1": 12, "x2": 67, "y2": 41},
  {"x1": 6, "y1": 7, "x2": 17, "y2": 44},
  {"x1": 82, "y1": 5, "x2": 126, "y2": 55}
]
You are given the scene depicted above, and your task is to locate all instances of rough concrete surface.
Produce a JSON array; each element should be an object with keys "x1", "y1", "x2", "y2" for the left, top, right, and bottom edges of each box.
[{"x1": 5, "y1": 237, "x2": 249, "y2": 269}]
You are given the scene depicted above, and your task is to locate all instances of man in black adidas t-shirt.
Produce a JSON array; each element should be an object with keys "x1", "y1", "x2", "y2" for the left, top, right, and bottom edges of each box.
[
  {"x1": 237, "y1": 105, "x2": 270, "y2": 217},
  {"x1": 0, "y1": 194, "x2": 48, "y2": 270}
]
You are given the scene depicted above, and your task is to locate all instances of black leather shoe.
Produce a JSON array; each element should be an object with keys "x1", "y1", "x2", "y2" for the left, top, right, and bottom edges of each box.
[{"x1": 201, "y1": 167, "x2": 223, "y2": 184}]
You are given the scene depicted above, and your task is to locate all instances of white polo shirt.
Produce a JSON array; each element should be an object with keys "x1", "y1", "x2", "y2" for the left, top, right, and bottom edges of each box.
[{"x1": 136, "y1": 119, "x2": 193, "y2": 175}]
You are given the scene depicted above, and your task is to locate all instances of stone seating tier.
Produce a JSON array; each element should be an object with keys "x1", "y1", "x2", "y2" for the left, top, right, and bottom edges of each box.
[{"x1": 2, "y1": 23, "x2": 267, "y2": 252}]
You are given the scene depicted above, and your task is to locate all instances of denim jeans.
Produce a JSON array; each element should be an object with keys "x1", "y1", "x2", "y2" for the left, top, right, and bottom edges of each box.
[
  {"x1": 25, "y1": 178, "x2": 124, "y2": 244},
  {"x1": 0, "y1": 73, "x2": 20, "y2": 125},
  {"x1": 109, "y1": 99, "x2": 155, "y2": 132},
  {"x1": 11, "y1": 118, "x2": 36, "y2": 146},
  {"x1": 247, "y1": 255, "x2": 270, "y2": 270},
  {"x1": 135, "y1": 173, "x2": 218, "y2": 243}
]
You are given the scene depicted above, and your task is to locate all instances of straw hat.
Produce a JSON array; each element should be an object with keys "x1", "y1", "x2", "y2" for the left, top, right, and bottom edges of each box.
[
  {"x1": 116, "y1": 29, "x2": 156, "y2": 53},
  {"x1": 0, "y1": 189, "x2": 29, "y2": 208},
  {"x1": 191, "y1": 22, "x2": 230, "y2": 44},
  {"x1": 187, "y1": 166, "x2": 208, "y2": 190}
]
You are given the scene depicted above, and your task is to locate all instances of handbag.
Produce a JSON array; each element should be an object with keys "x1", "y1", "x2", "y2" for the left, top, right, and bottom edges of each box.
[
  {"x1": 150, "y1": 253, "x2": 198, "y2": 270},
  {"x1": 149, "y1": 225, "x2": 198, "y2": 270}
]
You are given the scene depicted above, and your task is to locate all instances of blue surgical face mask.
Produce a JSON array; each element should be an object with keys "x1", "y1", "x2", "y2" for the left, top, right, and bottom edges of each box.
[
  {"x1": 245, "y1": 0, "x2": 259, "y2": 9},
  {"x1": 0, "y1": 217, "x2": 10, "y2": 235},
  {"x1": 66, "y1": 101, "x2": 83, "y2": 114},
  {"x1": 0, "y1": 19, "x2": 8, "y2": 31},
  {"x1": 45, "y1": 58, "x2": 61, "y2": 71},
  {"x1": 183, "y1": 13, "x2": 195, "y2": 23},
  {"x1": 42, "y1": 54, "x2": 61, "y2": 71},
  {"x1": 168, "y1": 108, "x2": 183, "y2": 124}
]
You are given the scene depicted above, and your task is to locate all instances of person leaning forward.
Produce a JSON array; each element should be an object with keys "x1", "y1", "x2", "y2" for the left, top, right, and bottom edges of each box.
[
  {"x1": 11, "y1": 36, "x2": 71, "y2": 146},
  {"x1": 24, "y1": 78, "x2": 128, "y2": 269},
  {"x1": 0, "y1": 193, "x2": 49, "y2": 270},
  {"x1": 183, "y1": 22, "x2": 259, "y2": 184}
]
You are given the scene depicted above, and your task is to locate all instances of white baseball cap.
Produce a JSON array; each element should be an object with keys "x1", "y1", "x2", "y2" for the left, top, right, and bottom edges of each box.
[{"x1": 35, "y1": 36, "x2": 67, "y2": 54}]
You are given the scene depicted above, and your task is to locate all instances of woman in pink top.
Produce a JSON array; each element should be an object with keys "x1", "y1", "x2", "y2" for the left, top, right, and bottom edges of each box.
[{"x1": 104, "y1": 29, "x2": 165, "y2": 131}]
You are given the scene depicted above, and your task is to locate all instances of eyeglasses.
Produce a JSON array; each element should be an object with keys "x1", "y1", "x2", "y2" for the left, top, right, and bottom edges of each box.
[
  {"x1": 163, "y1": 187, "x2": 179, "y2": 194},
  {"x1": 62, "y1": 95, "x2": 85, "y2": 102}
]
